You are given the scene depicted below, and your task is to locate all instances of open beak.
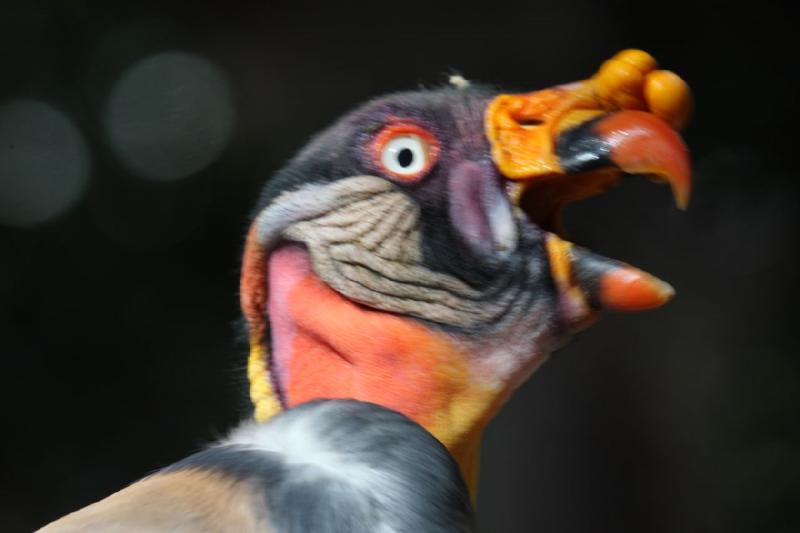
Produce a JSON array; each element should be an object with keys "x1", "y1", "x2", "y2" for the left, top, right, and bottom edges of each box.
[{"x1": 486, "y1": 49, "x2": 693, "y2": 319}]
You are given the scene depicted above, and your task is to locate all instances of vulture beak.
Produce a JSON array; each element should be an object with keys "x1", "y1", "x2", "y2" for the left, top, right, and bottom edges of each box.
[{"x1": 486, "y1": 49, "x2": 692, "y2": 316}]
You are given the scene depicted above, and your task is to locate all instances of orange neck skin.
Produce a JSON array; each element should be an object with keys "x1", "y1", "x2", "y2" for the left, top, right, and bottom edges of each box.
[{"x1": 267, "y1": 245, "x2": 512, "y2": 492}]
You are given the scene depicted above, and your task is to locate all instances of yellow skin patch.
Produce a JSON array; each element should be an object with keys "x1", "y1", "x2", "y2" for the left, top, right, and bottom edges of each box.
[{"x1": 249, "y1": 340, "x2": 281, "y2": 423}]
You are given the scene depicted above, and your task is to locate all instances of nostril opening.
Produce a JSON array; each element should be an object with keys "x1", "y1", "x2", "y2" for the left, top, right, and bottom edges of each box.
[{"x1": 516, "y1": 117, "x2": 545, "y2": 127}]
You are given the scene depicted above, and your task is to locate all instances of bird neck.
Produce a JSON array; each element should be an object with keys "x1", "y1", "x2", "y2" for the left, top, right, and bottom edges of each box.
[{"x1": 256, "y1": 244, "x2": 507, "y2": 495}]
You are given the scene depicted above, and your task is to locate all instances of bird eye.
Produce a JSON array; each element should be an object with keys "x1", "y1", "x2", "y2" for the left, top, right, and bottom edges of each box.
[
  {"x1": 382, "y1": 134, "x2": 427, "y2": 174},
  {"x1": 373, "y1": 124, "x2": 439, "y2": 181}
]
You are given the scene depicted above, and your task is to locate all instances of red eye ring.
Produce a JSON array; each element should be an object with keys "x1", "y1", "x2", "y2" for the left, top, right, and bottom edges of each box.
[{"x1": 371, "y1": 123, "x2": 440, "y2": 182}]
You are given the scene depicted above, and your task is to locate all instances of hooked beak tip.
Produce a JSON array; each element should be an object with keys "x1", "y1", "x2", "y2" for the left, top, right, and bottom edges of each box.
[
  {"x1": 556, "y1": 110, "x2": 692, "y2": 210},
  {"x1": 598, "y1": 266, "x2": 675, "y2": 312}
]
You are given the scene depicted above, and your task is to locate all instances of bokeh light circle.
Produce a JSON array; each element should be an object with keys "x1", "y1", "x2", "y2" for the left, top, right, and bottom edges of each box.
[
  {"x1": 0, "y1": 100, "x2": 91, "y2": 228},
  {"x1": 105, "y1": 51, "x2": 236, "y2": 181}
]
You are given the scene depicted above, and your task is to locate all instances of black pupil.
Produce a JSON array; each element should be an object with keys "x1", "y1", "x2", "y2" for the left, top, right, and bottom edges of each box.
[{"x1": 397, "y1": 148, "x2": 414, "y2": 168}]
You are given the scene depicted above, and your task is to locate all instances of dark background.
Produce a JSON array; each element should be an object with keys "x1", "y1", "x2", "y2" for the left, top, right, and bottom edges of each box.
[{"x1": 1, "y1": 1, "x2": 798, "y2": 531}]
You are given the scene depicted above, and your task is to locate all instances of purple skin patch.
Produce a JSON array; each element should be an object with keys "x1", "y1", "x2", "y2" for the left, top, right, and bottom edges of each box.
[
  {"x1": 267, "y1": 244, "x2": 310, "y2": 398},
  {"x1": 447, "y1": 160, "x2": 517, "y2": 256}
]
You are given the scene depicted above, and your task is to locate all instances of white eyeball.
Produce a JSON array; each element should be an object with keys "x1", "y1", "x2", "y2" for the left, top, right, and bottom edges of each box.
[{"x1": 380, "y1": 134, "x2": 430, "y2": 177}]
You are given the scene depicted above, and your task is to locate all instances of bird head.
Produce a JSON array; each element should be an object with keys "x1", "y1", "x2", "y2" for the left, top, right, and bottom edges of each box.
[{"x1": 240, "y1": 50, "x2": 692, "y2": 492}]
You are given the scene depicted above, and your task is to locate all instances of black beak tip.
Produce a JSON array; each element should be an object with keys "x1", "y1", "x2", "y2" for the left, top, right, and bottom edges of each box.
[{"x1": 555, "y1": 116, "x2": 615, "y2": 174}]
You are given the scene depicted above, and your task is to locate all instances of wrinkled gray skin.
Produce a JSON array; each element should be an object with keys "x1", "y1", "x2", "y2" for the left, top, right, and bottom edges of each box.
[{"x1": 251, "y1": 86, "x2": 571, "y2": 391}]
